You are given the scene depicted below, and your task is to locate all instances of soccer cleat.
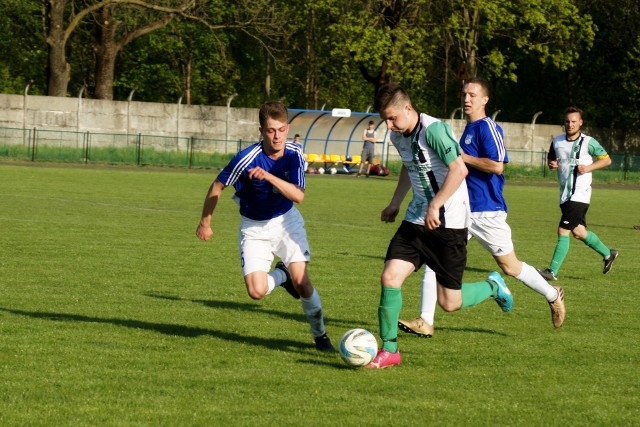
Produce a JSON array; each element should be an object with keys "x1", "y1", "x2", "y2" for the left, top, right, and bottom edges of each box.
[
  {"x1": 365, "y1": 349, "x2": 401, "y2": 369},
  {"x1": 487, "y1": 272, "x2": 513, "y2": 313},
  {"x1": 314, "y1": 333, "x2": 335, "y2": 352},
  {"x1": 398, "y1": 317, "x2": 434, "y2": 338},
  {"x1": 603, "y1": 249, "x2": 618, "y2": 274},
  {"x1": 549, "y1": 286, "x2": 566, "y2": 328},
  {"x1": 275, "y1": 261, "x2": 299, "y2": 299},
  {"x1": 537, "y1": 268, "x2": 558, "y2": 282}
]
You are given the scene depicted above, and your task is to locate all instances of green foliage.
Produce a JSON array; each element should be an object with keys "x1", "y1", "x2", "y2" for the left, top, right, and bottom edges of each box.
[
  {"x1": 0, "y1": 0, "x2": 47, "y2": 94},
  {"x1": 0, "y1": 1, "x2": 638, "y2": 131},
  {"x1": 0, "y1": 165, "x2": 639, "y2": 425}
]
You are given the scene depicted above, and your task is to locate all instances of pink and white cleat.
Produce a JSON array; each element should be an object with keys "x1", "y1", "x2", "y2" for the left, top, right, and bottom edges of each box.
[{"x1": 364, "y1": 349, "x2": 401, "y2": 369}]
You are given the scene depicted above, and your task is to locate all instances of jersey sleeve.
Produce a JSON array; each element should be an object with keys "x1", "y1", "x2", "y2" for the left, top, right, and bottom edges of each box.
[
  {"x1": 424, "y1": 121, "x2": 461, "y2": 166},
  {"x1": 479, "y1": 120, "x2": 508, "y2": 163},
  {"x1": 588, "y1": 138, "x2": 609, "y2": 160},
  {"x1": 216, "y1": 152, "x2": 244, "y2": 187},
  {"x1": 286, "y1": 143, "x2": 306, "y2": 189},
  {"x1": 547, "y1": 140, "x2": 557, "y2": 161}
]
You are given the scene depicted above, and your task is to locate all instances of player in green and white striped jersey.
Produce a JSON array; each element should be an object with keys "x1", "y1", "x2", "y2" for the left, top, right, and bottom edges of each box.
[
  {"x1": 538, "y1": 107, "x2": 618, "y2": 281},
  {"x1": 365, "y1": 83, "x2": 512, "y2": 369}
]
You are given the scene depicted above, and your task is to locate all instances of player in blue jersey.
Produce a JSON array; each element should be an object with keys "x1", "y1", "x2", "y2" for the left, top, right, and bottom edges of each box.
[
  {"x1": 398, "y1": 78, "x2": 565, "y2": 337},
  {"x1": 365, "y1": 83, "x2": 513, "y2": 369},
  {"x1": 195, "y1": 101, "x2": 334, "y2": 352},
  {"x1": 537, "y1": 107, "x2": 618, "y2": 281}
]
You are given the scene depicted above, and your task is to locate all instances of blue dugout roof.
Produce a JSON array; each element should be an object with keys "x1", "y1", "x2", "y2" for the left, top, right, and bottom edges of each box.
[{"x1": 288, "y1": 108, "x2": 392, "y2": 164}]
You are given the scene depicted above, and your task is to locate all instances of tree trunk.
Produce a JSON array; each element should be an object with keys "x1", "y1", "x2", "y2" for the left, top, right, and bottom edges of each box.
[
  {"x1": 94, "y1": 6, "x2": 119, "y2": 100},
  {"x1": 46, "y1": 0, "x2": 71, "y2": 97},
  {"x1": 92, "y1": 5, "x2": 175, "y2": 100},
  {"x1": 462, "y1": 6, "x2": 479, "y2": 79},
  {"x1": 185, "y1": 58, "x2": 191, "y2": 105},
  {"x1": 264, "y1": 52, "x2": 271, "y2": 101}
]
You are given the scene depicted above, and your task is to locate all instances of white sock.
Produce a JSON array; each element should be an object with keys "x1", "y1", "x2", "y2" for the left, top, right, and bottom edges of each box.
[
  {"x1": 517, "y1": 262, "x2": 559, "y2": 302},
  {"x1": 419, "y1": 266, "x2": 437, "y2": 325},
  {"x1": 301, "y1": 288, "x2": 325, "y2": 337},
  {"x1": 266, "y1": 268, "x2": 286, "y2": 295}
]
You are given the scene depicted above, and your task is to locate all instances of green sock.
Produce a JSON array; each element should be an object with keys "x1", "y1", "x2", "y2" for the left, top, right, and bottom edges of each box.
[
  {"x1": 461, "y1": 281, "x2": 495, "y2": 308},
  {"x1": 549, "y1": 235, "x2": 570, "y2": 276},
  {"x1": 378, "y1": 287, "x2": 402, "y2": 353},
  {"x1": 583, "y1": 231, "x2": 611, "y2": 258}
]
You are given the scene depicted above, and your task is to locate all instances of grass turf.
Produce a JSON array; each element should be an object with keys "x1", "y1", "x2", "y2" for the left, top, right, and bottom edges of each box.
[{"x1": 0, "y1": 164, "x2": 638, "y2": 426}]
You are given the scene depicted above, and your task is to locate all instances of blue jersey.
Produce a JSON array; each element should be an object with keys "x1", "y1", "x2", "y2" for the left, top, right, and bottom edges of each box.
[
  {"x1": 217, "y1": 142, "x2": 306, "y2": 221},
  {"x1": 460, "y1": 117, "x2": 508, "y2": 215}
]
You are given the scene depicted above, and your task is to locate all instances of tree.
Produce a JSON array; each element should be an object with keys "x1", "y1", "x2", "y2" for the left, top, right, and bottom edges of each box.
[
  {"x1": 324, "y1": 0, "x2": 439, "y2": 99},
  {"x1": 0, "y1": 0, "x2": 46, "y2": 94},
  {"x1": 44, "y1": 0, "x2": 200, "y2": 97},
  {"x1": 92, "y1": 3, "x2": 177, "y2": 100},
  {"x1": 572, "y1": 0, "x2": 640, "y2": 131},
  {"x1": 446, "y1": 0, "x2": 596, "y2": 81}
]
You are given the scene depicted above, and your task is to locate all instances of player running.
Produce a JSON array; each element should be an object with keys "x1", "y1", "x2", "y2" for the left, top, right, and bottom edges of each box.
[
  {"x1": 366, "y1": 83, "x2": 512, "y2": 369},
  {"x1": 399, "y1": 78, "x2": 565, "y2": 339},
  {"x1": 195, "y1": 101, "x2": 334, "y2": 352},
  {"x1": 538, "y1": 106, "x2": 618, "y2": 281}
]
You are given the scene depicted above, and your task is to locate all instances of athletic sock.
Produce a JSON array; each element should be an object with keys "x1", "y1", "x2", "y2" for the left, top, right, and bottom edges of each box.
[
  {"x1": 461, "y1": 281, "x2": 495, "y2": 308},
  {"x1": 378, "y1": 287, "x2": 402, "y2": 353},
  {"x1": 419, "y1": 267, "x2": 437, "y2": 325},
  {"x1": 517, "y1": 262, "x2": 558, "y2": 302},
  {"x1": 266, "y1": 268, "x2": 286, "y2": 295},
  {"x1": 549, "y1": 235, "x2": 570, "y2": 276},
  {"x1": 301, "y1": 288, "x2": 325, "y2": 337},
  {"x1": 583, "y1": 231, "x2": 611, "y2": 258}
]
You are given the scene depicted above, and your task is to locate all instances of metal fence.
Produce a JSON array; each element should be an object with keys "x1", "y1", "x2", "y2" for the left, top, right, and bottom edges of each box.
[
  {"x1": 1, "y1": 126, "x2": 639, "y2": 179},
  {"x1": 0, "y1": 127, "x2": 256, "y2": 169}
]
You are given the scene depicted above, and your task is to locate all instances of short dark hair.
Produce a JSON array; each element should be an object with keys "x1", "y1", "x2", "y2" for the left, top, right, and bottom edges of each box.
[
  {"x1": 368, "y1": 120, "x2": 374, "y2": 125},
  {"x1": 565, "y1": 106, "x2": 583, "y2": 117},
  {"x1": 374, "y1": 83, "x2": 411, "y2": 112},
  {"x1": 259, "y1": 102, "x2": 288, "y2": 128},
  {"x1": 464, "y1": 77, "x2": 490, "y2": 97}
]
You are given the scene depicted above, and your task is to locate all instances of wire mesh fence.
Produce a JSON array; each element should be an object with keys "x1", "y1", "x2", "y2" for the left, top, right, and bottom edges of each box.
[{"x1": 1, "y1": 126, "x2": 639, "y2": 180}]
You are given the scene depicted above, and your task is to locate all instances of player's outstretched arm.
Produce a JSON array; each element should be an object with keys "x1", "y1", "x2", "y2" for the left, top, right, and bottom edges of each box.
[
  {"x1": 381, "y1": 165, "x2": 410, "y2": 223},
  {"x1": 196, "y1": 179, "x2": 226, "y2": 241}
]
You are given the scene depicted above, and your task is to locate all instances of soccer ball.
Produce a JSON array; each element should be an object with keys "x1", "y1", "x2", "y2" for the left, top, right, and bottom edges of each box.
[
  {"x1": 317, "y1": 167, "x2": 325, "y2": 174},
  {"x1": 329, "y1": 167, "x2": 337, "y2": 175},
  {"x1": 339, "y1": 328, "x2": 378, "y2": 367}
]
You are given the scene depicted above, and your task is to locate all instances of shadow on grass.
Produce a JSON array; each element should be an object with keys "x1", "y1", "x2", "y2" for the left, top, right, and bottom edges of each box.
[
  {"x1": 0, "y1": 306, "x2": 316, "y2": 354},
  {"x1": 145, "y1": 292, "x2": 371, "y2": 330},
  {"x1": 398, "y1": 326, "x2": 509, "y2": 337},
  {"x1": 335, "y1": 252, "x2": 386, "y2": 261}
]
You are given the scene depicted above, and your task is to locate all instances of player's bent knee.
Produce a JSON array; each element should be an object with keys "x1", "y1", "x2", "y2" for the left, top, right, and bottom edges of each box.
[
  {"x1": 246, "y1": 288, "x2": 267, "y2": 300},
  {"x1": 438, "y1": 300, "x2": 460, "y2": 312},
  {"x1": 501, "y1": 266, "x2": 520, "y2": 278},
  {"x1": 296, "y1": 282, "x2": 314, "y2": 299}
]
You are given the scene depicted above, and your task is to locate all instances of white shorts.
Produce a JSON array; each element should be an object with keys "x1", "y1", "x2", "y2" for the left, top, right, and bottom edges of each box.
[
  {"x1": 468, "y1": 212, "x2": 514, "y2": 257},
  {"x1": 238, "y1": 207, "x2": 311, "y2": 276}
]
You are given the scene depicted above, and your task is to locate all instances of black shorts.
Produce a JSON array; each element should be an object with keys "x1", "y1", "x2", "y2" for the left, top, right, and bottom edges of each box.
[
  {"x1": 385, "y1": 221, "x2": 467, "y2": 290},
  {"x1": 559, "y1": 201, "x2": 589, "y2": 230}
]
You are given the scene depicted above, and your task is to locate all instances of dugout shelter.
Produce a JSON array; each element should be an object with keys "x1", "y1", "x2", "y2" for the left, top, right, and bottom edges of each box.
[{"x1": 288, "y1": 108, "x2": 391, "y2": 170}]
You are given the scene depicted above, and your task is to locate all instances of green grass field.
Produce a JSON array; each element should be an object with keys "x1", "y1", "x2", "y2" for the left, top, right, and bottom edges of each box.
[{"x1": 1, "y1": 164, "x2": 638, "y2": 426}]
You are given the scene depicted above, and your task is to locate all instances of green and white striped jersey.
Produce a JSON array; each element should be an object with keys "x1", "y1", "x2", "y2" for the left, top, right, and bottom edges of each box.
[
  {"x1": 548, "y1": 133, "x2": 609, "y2": 204},
  {"x1": 389, "y1": 113, "x2": 470, "y2": 229}
]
